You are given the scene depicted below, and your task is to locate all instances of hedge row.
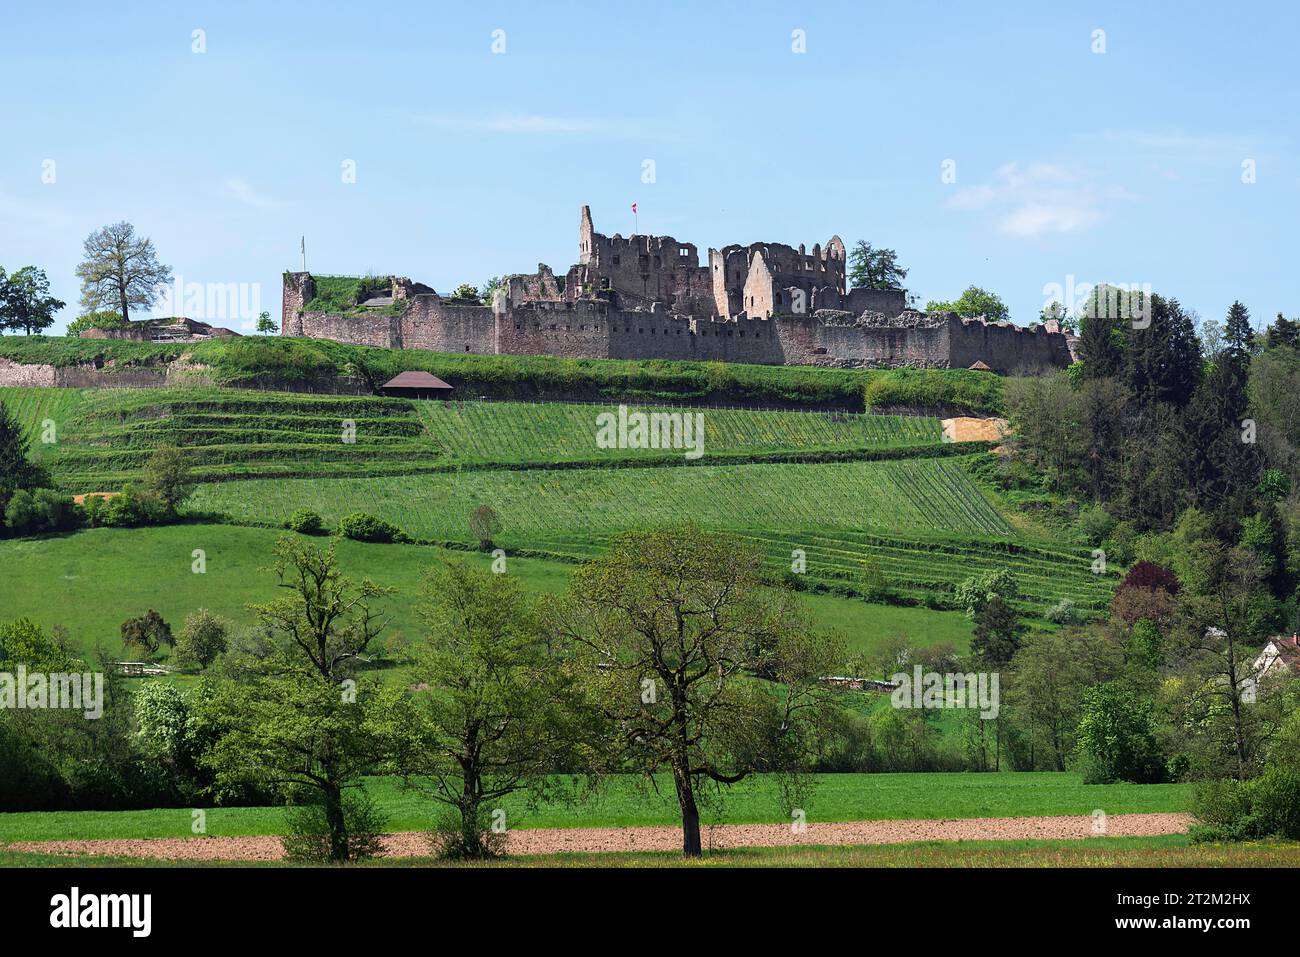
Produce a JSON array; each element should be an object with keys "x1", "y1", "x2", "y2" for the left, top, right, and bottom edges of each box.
[{"x1": 0, "y1": 336, "x2": 1006, "y2": 414}]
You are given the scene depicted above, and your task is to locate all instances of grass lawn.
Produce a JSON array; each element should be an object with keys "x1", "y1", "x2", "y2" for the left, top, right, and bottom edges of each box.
[
  {"x1": 0, "y1": 524, "x2": 974, "y2": 657},
  {"x1": 0, "y1": 772, "x2": 1191, "y2": 843}
]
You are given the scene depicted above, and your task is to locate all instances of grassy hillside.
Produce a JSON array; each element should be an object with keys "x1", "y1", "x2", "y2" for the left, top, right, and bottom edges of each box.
[
  {"x1": 0, "y1": 524, "x2": 975, "y2": 658},
  {"x1": 1, "y1": 379, "x2": 1113, "y2": 620}
]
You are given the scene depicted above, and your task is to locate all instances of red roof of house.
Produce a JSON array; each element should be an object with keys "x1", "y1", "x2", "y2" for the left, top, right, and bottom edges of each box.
[
  {"x1": 381, "y1": 371, "x2": 453, "y2": 390},
  {"x1": 1270, "y1": 634, "x2": 1300, "y2": 662}
]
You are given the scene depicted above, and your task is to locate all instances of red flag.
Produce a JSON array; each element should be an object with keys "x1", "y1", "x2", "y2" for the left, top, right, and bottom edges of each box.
[{"x1": 631, "y1": 203, "x2": 637, "y2": 214}]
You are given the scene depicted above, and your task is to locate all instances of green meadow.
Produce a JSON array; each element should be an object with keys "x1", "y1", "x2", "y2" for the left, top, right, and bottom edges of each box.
[
  {"x1": 0, "y1": 523, "x2": 975, "y2": 658},
  {"x1": 0, "y1": 772, "x2": 1191, "y2": 842}
]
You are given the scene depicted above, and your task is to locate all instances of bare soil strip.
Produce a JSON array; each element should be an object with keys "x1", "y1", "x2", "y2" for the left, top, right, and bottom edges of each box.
[
  {"x1": 941, "y1": 416, "x2": 1009, "y2": 443},
  {"x1": 5, "y1": 813, "x2": 1192, "y2": 861}
]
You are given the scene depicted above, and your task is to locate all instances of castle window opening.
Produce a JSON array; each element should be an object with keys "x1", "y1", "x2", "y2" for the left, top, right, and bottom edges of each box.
[{"x1": 612, "y1": 256, "x2": 621, "y2": 266}]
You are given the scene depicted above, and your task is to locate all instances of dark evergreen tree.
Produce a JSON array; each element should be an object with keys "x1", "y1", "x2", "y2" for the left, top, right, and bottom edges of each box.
[
  {"x1": 1218, "y1": 301, "x2": 1255, "y2": 423},
  {"x1": 1127, "y1": 296, "x2": 1202, "y2": 408},
  {"x1": 1265, "y1": 312, "x2": 1300, "y2": 350},
  {"x1": 0, "y1": 398, "x2": 47, "y2": 515},
  {"x1": 1078, "y1": 307, "x2": 1124, "y2": 380}
]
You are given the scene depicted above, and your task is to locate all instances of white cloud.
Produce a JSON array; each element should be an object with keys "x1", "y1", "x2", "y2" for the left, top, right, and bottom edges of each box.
[
  {"x1": 222, "y1": 177, "x2": 279, "y2": 209},
  {"x1": 1000, "y1": 203, "x2": 1102, "y2": 237},
  {"x1": 947, "y1": 161, "x2": 1117, "y2": 238}
]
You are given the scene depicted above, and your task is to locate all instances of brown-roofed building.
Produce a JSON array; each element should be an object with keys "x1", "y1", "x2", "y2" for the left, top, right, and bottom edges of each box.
[
  {"x1": 380, "y1": 371, "x2": 454, "y2": 399},
  {"x1": 1254, "y1": 634, "x2": 1300, "y2": 679},
  {"x1": 968, "y1": 360, "x2": 994, "y2": 371}
]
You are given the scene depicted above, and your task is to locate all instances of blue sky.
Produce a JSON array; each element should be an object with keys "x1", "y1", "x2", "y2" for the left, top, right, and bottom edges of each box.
[{"x1": 2, "y1": 0, "x2": 1296, "y2": 333}]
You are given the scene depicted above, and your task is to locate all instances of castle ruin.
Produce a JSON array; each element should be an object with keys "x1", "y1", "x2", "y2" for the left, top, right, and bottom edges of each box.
[{"x1": 281, "y1": 207, "x2": 1075, "y2": 374}]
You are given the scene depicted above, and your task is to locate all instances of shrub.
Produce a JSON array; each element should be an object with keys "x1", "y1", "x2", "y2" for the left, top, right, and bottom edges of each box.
[
  {"x1": 953, "y1": 568, "x2": 1019, "y2": 617},
  {"x1": 4, "y1": 488, "x2": 78, "y2": 536},
  {"x1": 1045, "y1": 598, "x2": 1079, "y2": 625},
  {"x1": 1075, "y1": 505, "x2": 1116, "y2": 546},
  {"x1": 133, "y1": 681, "x2": 191, "y2": 760},
  {"x1": 78, "y1": 494, "x2": 109, "y2": 528},
  {"x1": 173, "y1": 610, "x2": 229, "y2": 669},
  {"x1": 141, "y1": 445, "x2": 194, "y2": 513},
  {"x1": 0, "y1": 617, "x2": 73, "y2": 670},
  {"x1": 64, "y1": 311, "x2": 127, "y2": 338},
  {"x1": 1250, "y1": 765, "x2": 1300, "y2": 840},
  {"x1": 1075, "y1": 683, "x2": 1163, "y2": 784},
  {"x1": 284, "y1": 508, "x2": 325, "y2": 535},
  {"x1": 337, "y1": 512, "x2": 407, "y2": 543},
  {"x1": 1190, "y1": 766, "x2": 1300, "y2": 843},
  {"x1": 428, "y1": 805, "x2": 506, "y2": 861},
  {"x1": 282, "y1": 790, "x2": 386, "y2": 863},
  {"x1": 863, "y1": 367, "x2": 1004, "y2": 415},
  {"x1": 468, "y1": 504, "x2": 500, "y2": 551},
  {"x1": 857, "y1": 557, "x2": 891, "y2": 602},
  {"x1": 1101, "y1": 521, "x2": 1137, "y2": 567},
  {"x1": 102, "y1": 485, "x2": 172, "y2": 528},
  {"x1": 1120, "y1": 560, "x2": 1180, "y2": 596}
]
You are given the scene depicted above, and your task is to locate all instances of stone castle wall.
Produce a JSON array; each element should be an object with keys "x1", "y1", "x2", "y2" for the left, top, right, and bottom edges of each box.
[
  {"x1": 285, "y1": 281, "x2": 1071, "y2": 373},
  {"x1": 280, "y1": 207, "x2": 1074, "y2": 374}
]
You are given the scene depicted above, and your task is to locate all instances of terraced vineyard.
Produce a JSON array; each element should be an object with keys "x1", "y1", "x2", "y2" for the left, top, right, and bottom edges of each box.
[
  {"x1": 190, "y1": 457, "x2": 1013, "y2": 539},
  {"x1": 522, "y1": 529, "x2": 1115, "y2": 616},
  {"x1": 5, "y1": 386, "x2": 948, "y2": 490},
  {"x1": 416, "y1": 400, "x2": 942, "y2": 463},
  {"x1": 5, "y1": 387, "x2": 441, "y2": 489}
]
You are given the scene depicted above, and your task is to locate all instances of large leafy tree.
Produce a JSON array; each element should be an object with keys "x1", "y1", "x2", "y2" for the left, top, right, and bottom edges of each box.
[
  {"x1": 848, "y1": 241, "x2": 909, "y2": 290},
  {"x1": 74, "y1": 222, "x2": 171, "y2": 322},
  {"x1": 199, "y1": 537, "x2": 400, "y2": 861},
  {"x1": 1171, "y1": 542, "x2": 1274, "y2": 779},
  {"x1": 0, "y1": 266, "x2": 64, "y2": 334},
  {"x1": 926, "y1": 285, "x2": 1009, "y2": 323},
  {"x1": 396, "y1": 559, "x2": 582, "y2": 859},
  {"x1": 548, "y1": 523, "x2": 844, "y2": 857}
]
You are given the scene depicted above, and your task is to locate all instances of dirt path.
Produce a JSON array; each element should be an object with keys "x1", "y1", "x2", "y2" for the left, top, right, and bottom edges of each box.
[
  {"x1": 941, "y1": 417, "x2": 1009, "y2": 443},
  {"x1": 5, "y1": 813, "x2": 1192, "y2": 861}
]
